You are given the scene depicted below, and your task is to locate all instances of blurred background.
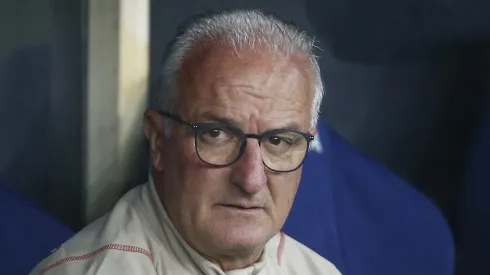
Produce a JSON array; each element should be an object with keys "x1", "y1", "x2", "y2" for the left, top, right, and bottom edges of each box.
[{"x1": 1, "y1": 0, "x2": 489, "y2": 273}]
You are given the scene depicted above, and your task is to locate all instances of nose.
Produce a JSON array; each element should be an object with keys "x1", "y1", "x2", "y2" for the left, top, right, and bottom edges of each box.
[{"x1": 230, "y1": 138, "x2": 267, "y2": 195}]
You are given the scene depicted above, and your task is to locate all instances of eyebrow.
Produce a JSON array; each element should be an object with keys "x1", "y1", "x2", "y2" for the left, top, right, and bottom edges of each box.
[
  {"x1": 198, "y1": 112, "x2": 304, "y2": 132},
  {"x1": 278, "y1": 122, "x2": 303, "y2": 131},
  {"x1": 199, "y1": 112, "x2": 237, "y2": 125}
]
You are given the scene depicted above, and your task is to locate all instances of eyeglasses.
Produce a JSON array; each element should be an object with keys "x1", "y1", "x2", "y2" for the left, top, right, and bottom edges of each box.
[{"x1": 159, "y1": 111, "x2": 314, "y2": 173}]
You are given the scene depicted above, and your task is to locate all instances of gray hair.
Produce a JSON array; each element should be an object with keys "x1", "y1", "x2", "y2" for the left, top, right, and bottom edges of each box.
[{"x1": 160, "y1": 9, "x2": 324, "y2": 129}]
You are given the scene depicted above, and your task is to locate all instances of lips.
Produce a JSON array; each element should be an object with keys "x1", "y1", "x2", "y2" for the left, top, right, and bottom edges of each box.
[{"x1": 220, "y1": 204, "x2": 263, "y2": 210}]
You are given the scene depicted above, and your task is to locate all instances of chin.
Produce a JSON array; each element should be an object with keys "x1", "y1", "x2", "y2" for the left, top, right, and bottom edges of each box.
[{"x1": 205, "y1": 218, "x2": 275, "y2": 251}]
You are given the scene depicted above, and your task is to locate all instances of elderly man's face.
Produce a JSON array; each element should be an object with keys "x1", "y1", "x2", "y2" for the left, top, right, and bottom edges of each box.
[{"x1": 146, "y1": 45, "x2": 314, "y2": 264}]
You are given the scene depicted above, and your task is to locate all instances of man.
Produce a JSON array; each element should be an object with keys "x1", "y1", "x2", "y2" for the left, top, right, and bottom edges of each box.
[{"x1": 30, "y1": 9, "x2": 340, "y2": 275}]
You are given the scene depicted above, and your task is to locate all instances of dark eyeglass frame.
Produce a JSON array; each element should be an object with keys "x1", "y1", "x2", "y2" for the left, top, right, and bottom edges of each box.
[{"x1": 158, "y1": 110, "x2": 315, "y2": 172}]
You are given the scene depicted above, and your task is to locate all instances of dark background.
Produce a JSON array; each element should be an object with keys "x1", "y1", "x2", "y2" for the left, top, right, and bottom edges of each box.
[
  {"x1": 0, "y1": 0, "x2": 84, "y2": 229},
  {"x1": 1, "y1": 0, "x2": 489, "y2": 241}
]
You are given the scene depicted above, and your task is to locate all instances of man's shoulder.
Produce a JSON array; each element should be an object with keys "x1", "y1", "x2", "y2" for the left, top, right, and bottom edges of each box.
[
  {"x1": 29, "y1": 240, "x2": 156, "y2": 275},
  {"x1": 279, "y1": 233, "x2": 341, "y2": 275},
  {"x1": 29, "y1": 185, "x2": 157, "y2": 275}
]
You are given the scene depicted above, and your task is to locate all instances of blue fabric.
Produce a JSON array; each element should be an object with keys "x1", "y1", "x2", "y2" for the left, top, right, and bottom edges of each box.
[
  {"x1": 459, "y1": 104, "x2": 490, "y2": 274},
  {"x1": 283, "y1": 123, "x2": 454, "y2": 275},
  {"x1": 0, "y1": 180, "x2": 73, "y2": 275}
]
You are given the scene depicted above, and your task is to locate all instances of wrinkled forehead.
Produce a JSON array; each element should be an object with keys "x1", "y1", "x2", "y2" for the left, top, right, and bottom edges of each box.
[{"x1": 174, "y1": 44, "x2": 314, "y2": 124}]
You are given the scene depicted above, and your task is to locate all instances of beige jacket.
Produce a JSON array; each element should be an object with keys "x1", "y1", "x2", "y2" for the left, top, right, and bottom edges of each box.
[{"x1": 30, "y1": 180, "x2": 341, "y2": 275}]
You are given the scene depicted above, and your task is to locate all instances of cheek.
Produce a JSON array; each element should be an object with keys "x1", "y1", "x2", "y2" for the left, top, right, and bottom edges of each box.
[
  {"x1": 180, "y1": 138, "x2": 197, "y2": 162},
  {"x1": 161, "y1": 139, "x2": 200, "y2": 193},
  {"x1": 176, "y1": 140, "x2": 231, "y2": 201},
  {"x1": 269, "y1": 171, "x2": 301, "y2": 211},
  {"x1": 166, "y1": 137, "x2": 204, "y2": 171}
]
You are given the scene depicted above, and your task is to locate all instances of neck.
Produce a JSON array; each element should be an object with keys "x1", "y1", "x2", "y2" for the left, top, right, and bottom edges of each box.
[{"x1": 204, "y1": 246, "x2": 265, "y2": 271}]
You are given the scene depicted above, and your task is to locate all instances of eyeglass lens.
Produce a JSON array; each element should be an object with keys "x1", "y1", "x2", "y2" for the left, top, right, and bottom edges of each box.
[{"x1": 195, "y1": 124, "x2": 308, "y2": 171}]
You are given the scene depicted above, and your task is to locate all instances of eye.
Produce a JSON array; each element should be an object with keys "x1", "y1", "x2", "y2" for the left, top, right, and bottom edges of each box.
[
  {"x1": 202, "y1": 128, "x2": 229, "y2": 139},
  {"x1": 268, "y1": 136, "x2": 292, "y2": 146}
]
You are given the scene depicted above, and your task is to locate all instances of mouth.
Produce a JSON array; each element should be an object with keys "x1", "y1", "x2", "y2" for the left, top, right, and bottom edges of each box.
[{"x1": 219, "y1": 204, "x2": 263, "y2": 211}]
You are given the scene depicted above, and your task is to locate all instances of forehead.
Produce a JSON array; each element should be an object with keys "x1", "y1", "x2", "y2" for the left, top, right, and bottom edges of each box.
[{"x1": 175, "y1": 44, "x2": 313, "y2": 129}]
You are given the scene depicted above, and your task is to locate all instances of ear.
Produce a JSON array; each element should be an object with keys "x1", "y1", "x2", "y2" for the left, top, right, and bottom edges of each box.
[
  {"x1": 144, "y1": 109, "x2": 166, "y2": 172},
  {"x1": 309, "y1": 127, "x2": 318, "y2": 136}
]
